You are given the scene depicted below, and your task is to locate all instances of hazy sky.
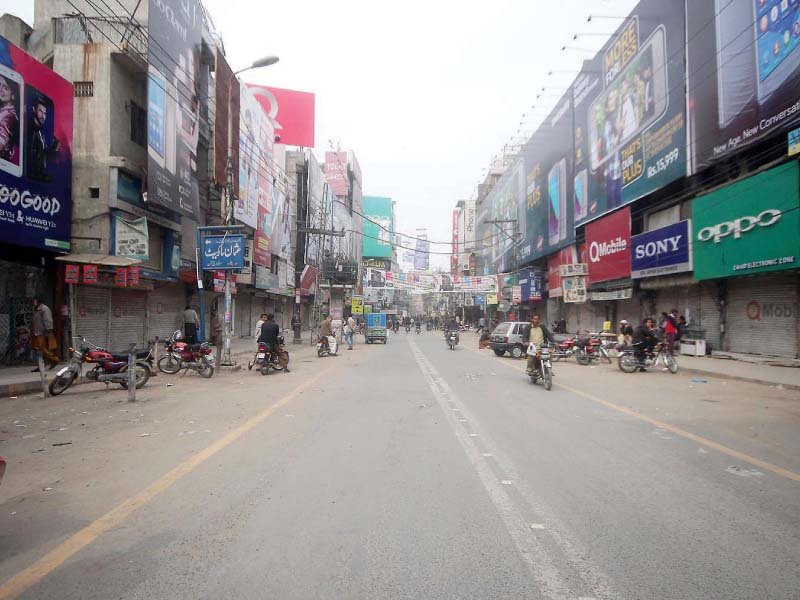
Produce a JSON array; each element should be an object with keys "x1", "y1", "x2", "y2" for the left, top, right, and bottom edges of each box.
[{"x1": 6, "y1": 0, "x2": 638, "y2": 269}]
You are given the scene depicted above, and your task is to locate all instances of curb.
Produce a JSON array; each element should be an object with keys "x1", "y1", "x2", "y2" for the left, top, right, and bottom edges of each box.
[{"x1": 676, "y1": 366, "x2": 800, "y2": 391}]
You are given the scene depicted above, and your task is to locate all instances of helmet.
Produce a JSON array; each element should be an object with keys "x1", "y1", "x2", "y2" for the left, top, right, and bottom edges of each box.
[{"x1": 620, "y1": 319, "x2": 628, "y2": 324}]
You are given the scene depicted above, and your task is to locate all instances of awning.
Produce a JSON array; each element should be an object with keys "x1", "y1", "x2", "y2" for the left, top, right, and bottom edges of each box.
[{"x1": 55, "y1": 254, "x2": 142, "y2": 267}]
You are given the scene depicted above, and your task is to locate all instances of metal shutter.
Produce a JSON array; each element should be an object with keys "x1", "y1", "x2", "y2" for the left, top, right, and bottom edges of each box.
[
  {"x1": 695, "y1": 282, "x2": 721, "y2": 350},
  {"x1": 76, "y1": 287, "x2": 110, "y2": 348},
  {"x1": 109, "y1": 289, "x2": 147, "y2": 351},
  {"x1": 726, "y1": 274, "x2": 799, "y2": 358},
  {"x1": 147, "y1": 285, "x2": 184, "y2": 343},
  {"x1": 235, "y1": 292, "x2": 253, "y2": 338}
]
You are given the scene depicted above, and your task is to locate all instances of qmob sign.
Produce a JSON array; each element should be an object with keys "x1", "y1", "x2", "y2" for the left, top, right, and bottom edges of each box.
[{"x1": 0, "y1": 35, "x2": 73, "y2": 251}]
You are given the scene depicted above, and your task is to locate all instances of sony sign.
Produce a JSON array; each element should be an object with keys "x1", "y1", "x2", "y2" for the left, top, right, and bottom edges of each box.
[
  {"x1": 697, "y1": 209, "x2": 781, "y2": 243},
  {"x1": 631, "y1": 220, "x2": 692, "y2": 279}
]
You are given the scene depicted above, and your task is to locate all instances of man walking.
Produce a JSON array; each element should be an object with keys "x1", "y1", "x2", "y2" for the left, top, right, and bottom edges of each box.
[
  {"x1": 31, "y1": 297, "x2": 58, "y2": 371},
  {"x1": 344, "y1": 314, "x2": 357, "y2": 350},
  {"x1": 664, "y1": 309, "x2": 679, "y2": 356},
  {"x1": 477, "y1": 315, "x2": 486, "y2": 334},
  {"x1": 183, "y1": 304, "x2": 200, "y2": 344}
]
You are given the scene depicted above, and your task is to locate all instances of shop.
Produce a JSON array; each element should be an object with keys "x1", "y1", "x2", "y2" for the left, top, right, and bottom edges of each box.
[{"x1": 691, "y1": 162, "x2": 800, "y2": 358}]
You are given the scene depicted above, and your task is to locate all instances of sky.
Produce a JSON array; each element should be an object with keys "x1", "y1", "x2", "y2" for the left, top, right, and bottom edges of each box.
[{"x1": 6, "y1": 0, "x2": 638, "y2": 270}]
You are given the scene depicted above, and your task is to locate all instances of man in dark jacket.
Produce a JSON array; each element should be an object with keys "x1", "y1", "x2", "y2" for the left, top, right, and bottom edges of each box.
[
  {"x1": 523, "y1": 314, "x2": 555, "y2": 375},
  {"x1": 258, "y1": 314, "x2": 290, "y2": 372},
  {"x1": 632, "y1": 317, "x2": 657, "y2": 368}
]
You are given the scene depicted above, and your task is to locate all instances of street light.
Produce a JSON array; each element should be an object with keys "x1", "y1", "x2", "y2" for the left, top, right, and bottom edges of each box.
[{"x1": 235, "y1": 55, "x2": 280, "y2": 75}]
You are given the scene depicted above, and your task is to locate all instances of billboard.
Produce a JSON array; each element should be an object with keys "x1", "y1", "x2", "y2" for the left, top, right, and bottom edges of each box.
[
  {"x1": 414, "y1": 231, "x2": 429, "y2": 271},
  {"x1": 213, "y1": 48, "x2": 239, "y2": 193},
  {"x1": 146, "y1": 0, "x2": 202, "y2": 216},
  {"x1": 585, "y1": 206, "x2": 631, "y2": 283},
  {"x1": 519, "y1": 90, "x2": 576, "y2": 263},
  {"x1": 692, "y1": 161, "x2": 799, "y2": 280},
  {"x1": 305, "y1": 152, "x2": 324, "y2": 266},
  {"x1": 113, "y1": 215, "x2": 148, "y2": 261},
  {"x1": 0, "y1": 35, "x2": 73, "y2": 251},
  {"x1": 572, "y1": 0, "x2": 686, "y2": 226},
  {"x1": 487, "y1": 161, "x2": 525, "y2": 270},
  {"x1": 630, "y1": 219, "x2": 692, "y2": 278},
  {"x1": 249, "y1": 85, "x2": 315, "y2": 148},
  {"x1": 687, "y1": 0, "x2": 800, "y2": 172},
  {"x1": 324, "y1": 151, "x2": 349, "y2": 197},
  {"x1": 270, "y1": 185, "x2": 293, "y2": 261},
  {"x1": 362, "y1": 196, "x2": 393, "y2": 258}
]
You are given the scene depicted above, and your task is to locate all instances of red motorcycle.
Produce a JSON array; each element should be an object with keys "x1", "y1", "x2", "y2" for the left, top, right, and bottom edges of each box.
[
  {"x1": 48, "y1": 337, "x2": 152, "y2": 396},
  {"x1": 157, "y1": 330, "x2": 215, "y2": 378},
  {"x1": 550, "y1": 336, "x2": 578, "y2": 362},
  {"x1": 574, "y1": 332, "x2": 612, "y2": 365}
]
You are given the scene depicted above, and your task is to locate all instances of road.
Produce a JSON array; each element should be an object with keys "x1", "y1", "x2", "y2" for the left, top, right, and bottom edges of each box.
[{"x1": 0, "y1": 331, "x2": 798, "y2": 599}]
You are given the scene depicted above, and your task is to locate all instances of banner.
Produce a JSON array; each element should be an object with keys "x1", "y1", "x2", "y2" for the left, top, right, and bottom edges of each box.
[
  {"x1": 351, "y1": 296, "x2": 363, "y2": 314},
  {"x1": 631, "y1": 219, "x2": 692, "y2": 278},
  {"x1": 305, "y1": 152, "x2": 324, "y2": 266},
  {"x1": 519, "y1": 89, "x2": 576, "y2": 263},
  {"x1": 128, "y1": 266, "x2": 140, "y2": 286},
  {"x1": 115, "y1": 267, "x2": 128, "y2": 287},
  {"x1": 362, "y1": 195, "x2": 393, "y2": 258},
  {"x1": 519, "y1": 269, "x2": 543, "y2": 302},
  {"x1": 213, "y1": 48, "x2": 238, "y2": 192},
  {"x1": 83, "y1": 264, "x2": 98, "y2": 284},
  {"x1": 65, "y1": 264, "x2": 79, "y2": 284},
  {"x1": 487, "y1": 161, "x2": 525, "y2": 270},
  {"x1": 249, "y1": 85, "x2": 315, "y2": 148},
  {"x1": 687, "y1": 0, "x2": 800, "y2": 172},
  {"x1": 573, "y1": 0, "x2": 686, "y2": 226},
  {"x1": 586, "y1": 206, "x2": 631, "y2": 283},
  {"x1": 324, "y1": 151, "x2": 349, "y2": 197},
  {"x1": 113, "y1": 215, "x2": 149, "y2": 261},
  {"x1": 270, "y1": 185, "x2": 293, "y2": 261},
  {"x1": 146, "y1": 0, "x2": 202, "y2": 216},
  {"x1": 240, "y1": 82, "x2": 274, "y2": 240},
  {"x1": 414, "y1": 231, "x2": 430, "y2": 271},
  {"x1": 0, "y1": 35, "x2": 73, "y2": 251}
]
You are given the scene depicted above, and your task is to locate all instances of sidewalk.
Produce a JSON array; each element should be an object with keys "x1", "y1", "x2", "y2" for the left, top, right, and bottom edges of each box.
[
  {"x1": 0, "y1": 329, "x2": 318, "y2": 399},
  {"x1": 676, "y1": 354, "x2": 800, "y2": 390}
]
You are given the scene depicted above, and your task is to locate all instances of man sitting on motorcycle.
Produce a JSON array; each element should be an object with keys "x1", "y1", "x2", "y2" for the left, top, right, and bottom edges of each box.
[
  {"x1": 258, "y1": 314, "x2": 290, "y2": 372},
  {"x1": 632, "y1": 317, "x2": 657, "y2": 370},
  {"x1": 318, "y1": 315, "x2": 333, "y2": 351},
  {"x1": 445, "y1": 316, "x2": 460, "y2": 345},
  {"x1": 523, "y1": 314, "x2": 555, "y2": 376}
]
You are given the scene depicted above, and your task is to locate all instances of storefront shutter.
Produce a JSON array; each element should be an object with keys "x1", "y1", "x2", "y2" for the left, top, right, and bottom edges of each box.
[
  {"x1": 694, "y1": 282, "x2": 721, "y2": 350},
  {"x1": 109, "y1": 289, "x2": 147, "y2": 351},
  {"x1": 235, "y1": 292, "x2": 253, "y2": 338},
  {"x1": 725, "y1": 274, "x2": 799, "y2": 358},
  {"x1": 76, "y1": 287, "x2": 110, "y2": 348},
  {"x1": 147, "y1": 284, "x2": 185, "y2": 343}
]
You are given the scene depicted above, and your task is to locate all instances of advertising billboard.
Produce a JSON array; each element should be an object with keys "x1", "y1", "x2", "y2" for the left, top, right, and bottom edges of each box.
[
  {"x1": 519, "y1": 90, "x2": 576, "y2": 263},
  {"x1": 213, "y1": 48, "x2": 239, "y2": 193},
  {"x1": 305, "y1": 152, "x2": 324, "y2": 266},
  {"x1": 362, "y1": 195, "x2": 393, "y2": 259},
  {"x1": 487, "y1": 161, "x2": 525, "y2": 271},
  {"x1": 585, "y1": 206, "x2": 631, "y2": 283},
  {"x1": 249, "y1": 85, "x2": 315, "y2": 148},
  {"x1": 687, "y1": 0, "x2": 800, "y2": 172},
  {"x1": 630, "y1": 219, "x2": 692, "y2": 278},
  {"x1": 146, "y1": 0, "x2": 202, "y2": 216},
  {"x1": 0, "y1": 35, "x2": 73, "y2": 252},
  {"x1": 113, "y1": 215, "x2": 149, "y2": 261},
  {"x1": 573, "y1": 0, "x2": 686, "y2": 226},
  {"x1": 414, "y1": 231, "x2": 430, "y2": 271},
  {"x1": 324, "y1": 151, "x2": 349, "y2": 197},
  {"x1": 692, "y1": 161, "x2": 799, "y2": 280}
]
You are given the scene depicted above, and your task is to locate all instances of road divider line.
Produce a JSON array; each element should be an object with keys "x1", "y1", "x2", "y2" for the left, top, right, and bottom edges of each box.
[
  {"x1": 463, "y1": 345, "x2": 800, "y2": 483},
  {"x1": 0, "y1": 364, "x2": 336, "y2": 600}
]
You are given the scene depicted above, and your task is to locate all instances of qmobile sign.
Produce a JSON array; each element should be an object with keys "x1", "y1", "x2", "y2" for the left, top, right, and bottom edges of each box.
[{"x1": 585, "y1": 206, "x2": 631, "y2": 283}]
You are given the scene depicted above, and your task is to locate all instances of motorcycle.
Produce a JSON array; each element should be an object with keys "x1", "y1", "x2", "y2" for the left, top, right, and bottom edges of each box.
[
  {"x1": 157, "y1": 330, "x2": 215, "y2": 378},
  {"x1": 574, "y1": 334, "x2": 612, "y2": 366},
  {"x1": 248, "y1": 336, "x2": 288, "y2": 375},
  {"x1": 405, "y1": 324, "x2": 411, "y2": 333},
  {"x1": 550, "y1": 336, "x2": 578, "y2": 362},
  {"x1": 426, "y1": 322, "x2": 432, "y2": 331},
  {"x1": 618, "y1": 343, "x2": 678, "y2": 374},
  {"x1": 527, "y1": 343, "x2": 553, "y2": 390},
  {"x1": 317, "y1": 335, "x2": 339, "y2": 357},
  {"x1": 446, "y1": 330, "x2": 458, "y2": 350},
  {"x1": 49, "y1": 337, "x2": 152, "y2": 396},
  {"x1": 415, "y1": 324, "x2": 421, "y2": 334}
]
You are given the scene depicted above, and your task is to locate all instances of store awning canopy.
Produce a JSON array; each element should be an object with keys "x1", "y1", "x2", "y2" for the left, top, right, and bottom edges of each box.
[{"x1": 55, "y1": 254, "x2": 142, "y2": 267}]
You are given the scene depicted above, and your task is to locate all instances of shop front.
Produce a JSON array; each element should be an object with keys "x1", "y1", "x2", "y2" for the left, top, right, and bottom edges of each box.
[{"x1": 692, "y1": 162, "x2": 800, "y2": 358}]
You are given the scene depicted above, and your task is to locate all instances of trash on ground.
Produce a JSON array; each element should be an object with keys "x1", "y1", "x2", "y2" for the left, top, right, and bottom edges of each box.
[
  {"x1": 42, "y1": 487, "x2": 53, "y2": 491},
  {"x1": 139, "y1": 433, "x2": 150, "y2": 437},
  {"x1": 32, "y1": 448, "x2": 46, "y2": 453},
  {"x1": 690, "y1": 378, "x2": 707, "y2": 383},
  {"x1": 52, "y1": 442, "x2": 72, "y2": 446},
  {"x1": 166, "y1": 383, "x2": 173, "y2": 387}
]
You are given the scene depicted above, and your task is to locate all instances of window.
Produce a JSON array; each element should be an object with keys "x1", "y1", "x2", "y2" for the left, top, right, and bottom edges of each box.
[
  {"x1": 74, "y1": 81, "x2": 93, "y2": 97},
  {"x1": 130, "y1": 101, "x2": 146, "y2": 147},
  {"x1": 89, "y1": 187, "x2": 100, "y2": 199}
]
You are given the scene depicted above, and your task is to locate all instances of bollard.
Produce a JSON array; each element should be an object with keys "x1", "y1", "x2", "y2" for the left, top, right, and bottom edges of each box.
[{"x1": 128, "y1": 343, "x2": 136, "y2": 402}]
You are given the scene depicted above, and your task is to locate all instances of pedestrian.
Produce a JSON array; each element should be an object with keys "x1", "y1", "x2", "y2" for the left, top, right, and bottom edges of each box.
[
  {"x1": 479, "y1": 329, "x2": 491, "y2": 349},
  {"x1": 345, "y1": 314, "x2": 357, "y2": 350},
  {"x1": 30, "y1": 296, "x2": 58, "y2": 371},
  {"x1": 291, "y1": 311, "x2": 302, "y2": 339},
  {"x1": 255, "y1": 312, "x2": 268, "y2": 340},
  {"x1": 477, "y1": 315, "x2": 486, "y2": 334},
  {"x1": 677, "y1": 315, "x2": 688, "y2": 349},
  {"x1": 664, "y1": 309, "x2": 679, "y2": 356},
  {"x1": 183, "y1": 304, "x2": 200, "y2": 344},
  {"x1": 210, "y1": 309, "x2": 223, "y2": 363}
]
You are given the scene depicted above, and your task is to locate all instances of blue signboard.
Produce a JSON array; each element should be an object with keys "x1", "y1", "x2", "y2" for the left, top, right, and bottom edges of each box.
[
  {"x1": 475, "y1": 294, "x2": 485, "y2": 306},
  {"x1": 631, "y1": 220, "x2": 692, "y2": 279},
  {"x1": 519, "y1": 269, "x2": 543, "y2": 302},
  {"x1": 367, "y1": 313, "x2": 386, "y2": 328},
  {"x1": 201, "y1": 234, "x2": 246, "y2": 270}
]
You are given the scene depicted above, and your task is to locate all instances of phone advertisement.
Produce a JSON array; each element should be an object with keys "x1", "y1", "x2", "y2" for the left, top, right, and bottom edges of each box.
[
  {"x1": 146, "y1": 0, "x2": 202, "y2": 217},
  {"x1": 687, "y1": 0, "x2": 800, "y2": 171},
  {"x1": 573, "y1": 0, "x2": 686, "y2": 226},
  {"x1": 518, "y1": 89, "x2": 576, "y2": 264},
  {"x1": 0, "y1": 35, "x2": 73, "y2": 252},
  {"x1": 487, "y1": 159, "x2": 525, "y2": 272}
]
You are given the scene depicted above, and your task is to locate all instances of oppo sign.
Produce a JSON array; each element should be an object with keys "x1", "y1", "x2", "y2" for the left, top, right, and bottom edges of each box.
[{"x1": 697, "y1": 209, "x2": 781, "y2": 243}]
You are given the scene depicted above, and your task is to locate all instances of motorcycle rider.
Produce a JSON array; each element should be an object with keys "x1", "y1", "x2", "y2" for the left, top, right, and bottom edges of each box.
[
  {"x1": 523, "y1": 314, "x2": 555, "y2": 376},
  {"x1": 319, "y1": 315, "x2": 333, "y2": 350},
  {"x1": 617, "y1": 319, "x2": 633, "y2": 347},
  {"x1": 258, "y1": 313, "x2": 290, "y2": 372},
  {"x1": 445, "y1": 316, "x2": 460, "y2": 345},
  {"x1": 632, "y1": 317, "x2": 657, "y2": 370}
]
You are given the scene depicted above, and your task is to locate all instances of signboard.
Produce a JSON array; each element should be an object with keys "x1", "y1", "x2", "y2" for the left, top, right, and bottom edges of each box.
[
  {"x1": 519, "y1": 269, "x2": 543, "y2": 302},
  {"x1": 324, "y1": 151, "x2": 349, "y2": 197},
  {"x1": 559, "y1": 263, "x2": 588, "y2": 277},
  {"x1": 255, "y1": 264, "x2": 278, "y2": 290},
  {"x1": 239, "y1": 82, "x2": 273, "y2": 234},
  {"x1": 146, "y1": 0, "x2": 202, "y2": 216},
  {"x1": 692, "y1": 162, "x2": 799, "y2": 280},
  {"x1": 362, "y1": 195, "x2": 393, "y2": 258},
  {"x1": 213, "y1": 48, "x2": 238, "y2": 192},
  {"x1": 201, "y1": 234, "x2": 246, "y2": 270},
  {"x1": 113, "y1": 215, "x2": 149, "y2": 260},
  {"x1": 452, "y1": 207, "x2": 460, "y2": 273},
  {"x1": 573, "y1": 0, "x2": 687, "y2": 225},
  {"x1": 487, "y1": 161, "x2": 525, "y2": 270},
  {"x1": 65, "y1": 264, "x2": 79, "y2": 284},
  {"x1": 687, "y1": 0, "x2": 800, "y2": 172},
  {"x1": 128, "y1": 266, "x2": 140, "y2": 286},
  {"x1": 631, "y1": 219, "x2": 692, "y2": 278},
  {"x1": 486, "y1": 292, "x2": 498, "y2": 305},
  {"x1": 586, "y1": 206, "x2": 631, "y2": 283},
  {"x1": 351, "y1": 296, "x2": 363, "y2": 314},
  {"x1": 363, "y1": 258, "x2": 391, "y2": 270},
  {"x1": 790, "y1": 127, "x2": 800, "y2": 157},
  {"x1": 249, "y1": 85, "x2": 315, "y2": 148},
  {"x1": 563, "y1": 276, "x2": 588, "y2": 303},
  {"x1": 511, "y1": 285, "x2": 522, "y2": 305},
  {"x1": 114, "y1": 267, "x2": 128, "y2": 287},
  {"x1": 590, "y1": 288, "x2": 633, "y2": 301},
  {"x1": 83, "y1": 264, "x2": 98, "y2": 284},
  {"x1": 0, "y1": 35, "x2": 73, "y2": 252}
]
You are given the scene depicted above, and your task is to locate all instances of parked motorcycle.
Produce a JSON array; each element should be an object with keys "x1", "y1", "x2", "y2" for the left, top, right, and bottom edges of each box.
[
  {"x1": 447, "y1": 330, "x2": 459, "y2": 350},
  {"x1": 157, "y1": 330, "x2": 215, "y2": 378},
  {"x1": 49, "y1": 337, "x2": 152, "y2": 396},
  {"x1": 618, "y1": 343, "x2": 678, "y2": 374},
  {"x1": 550, "y1": 336, "x2": 578, "y2": 362},
  {"x1": 574, "y1": 334, "x2": 612, "y2": 366},
  {"x1": 527, "y1": 343, "x2": 553, "y2": 390},
  {"x1": 248, "y1": 337, "x2": 288, "y2": 375},
  {"x1": 317, "y1": 335, "x2": 339, "y2": 357}
]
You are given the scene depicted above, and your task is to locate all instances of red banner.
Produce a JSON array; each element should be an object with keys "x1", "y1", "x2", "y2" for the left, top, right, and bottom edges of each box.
[
  {"x1": 114, "y1": 267, "x2": 128, "y2": 287},
  {"x1": 128, "y1": 266, "x2": 140, "y2": 286},
  {"x1": 249, "y1": 85, "x2": 315, "y2": 148},
  {"x1": 83, "y1": 265, "x2": 98, "y2": 284},
  {"x1": 324, "y1": 151, "x2": 349, "y2": 197},
  {"x1": 585, "y1": 206, "x2": 631, "y2": 283},
  {"x1": 65, "y1": 264, "x2": 80, "y2": 284}
]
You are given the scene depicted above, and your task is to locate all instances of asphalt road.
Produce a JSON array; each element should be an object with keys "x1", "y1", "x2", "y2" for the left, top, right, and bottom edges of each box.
[{"x1": 0, "y1": 331, "x2": 798, "y2": 599}]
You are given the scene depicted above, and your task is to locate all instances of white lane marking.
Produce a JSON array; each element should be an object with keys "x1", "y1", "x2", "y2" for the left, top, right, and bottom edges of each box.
[
  {"x1": 482, "y1": 453, "x2": 493, "y2": 457},
  {"x1": 409, "y1": 339, "x2": 572, "y2": 600},
  {"x1": 501, "y1": 480, "x2": 514, "y2": 485},
  {"x1": 410, "y1": 337, "x2": 617, "y2": 600},
  {"x1": 725, "y1": 466, "x2": 764, "y2": 478},
  {"x1": 459, "y1": 419, "x2": 468, "y2": 423},
  {"x1": 530, "y1": 523, "x2": 546, "y2": 530}
]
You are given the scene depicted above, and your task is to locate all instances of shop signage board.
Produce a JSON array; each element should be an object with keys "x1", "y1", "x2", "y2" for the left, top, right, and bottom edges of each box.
[
  {"x1": 692, "y1": 162, "x2": 800, "y2": 280},
  {"x1": 65, "y1": 264, "x2": 79, "y2": 284},
  {"x1": 114, "y1": 267, "x2": 127, "y2": 287},
  {"x1": 790, "y1": 127, "x2": 800, "y2": 157},
  {"x1": 351, "y1": 296, "x2": 364, "y2": 314},
  {"x1": 630, "y1": 220, "x2": 692, "y2": 278},
  {"x1": 201, "y1": 235, "x2": 246, "y2": 270},
  {"x1": 128, "y1": 266, "x2": 140, "y2": 286},
  {"x1": 590, "y1": 288, "x2": 634, "y2": 301},
  {"x1": 585, "y1": 206, "x2": 631, "y2": 283},
  {"x1": 113, "y1": 215, "x2": 149, "y2": 260},
  {"x1": 83, "y1": 265, "x2": 98, "y2": 284},
  {"x1": 563, "y1": 276, "x2": 587, "y2": 303}
]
